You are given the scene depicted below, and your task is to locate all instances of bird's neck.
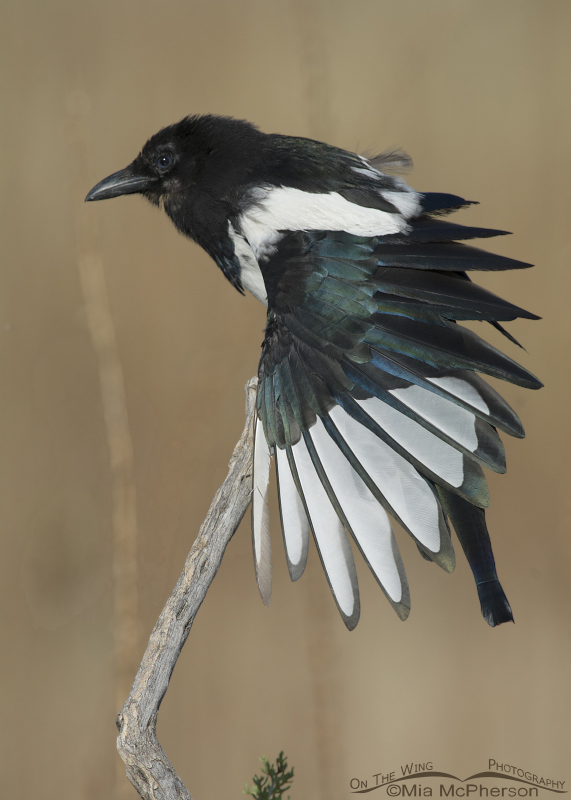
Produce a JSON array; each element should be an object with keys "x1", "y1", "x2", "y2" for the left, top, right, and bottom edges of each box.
[{"x1": 164, "y1": 193, "x2": 244, "y2": 292}]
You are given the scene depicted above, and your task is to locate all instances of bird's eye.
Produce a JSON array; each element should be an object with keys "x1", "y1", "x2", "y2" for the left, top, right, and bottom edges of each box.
[{"x1": 157, "y1": 155, "x2": 172, "y2": 169}]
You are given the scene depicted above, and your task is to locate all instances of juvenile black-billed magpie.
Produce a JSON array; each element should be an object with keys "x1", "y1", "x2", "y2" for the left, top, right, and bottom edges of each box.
[{"x1": 86, "y1": 114, "x2": 542, "y2": 629}]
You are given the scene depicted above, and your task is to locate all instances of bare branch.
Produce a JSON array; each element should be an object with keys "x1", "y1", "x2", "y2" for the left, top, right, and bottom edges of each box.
[{"x1": 116, "y1": 378, "x2": 258, "y2": 800}]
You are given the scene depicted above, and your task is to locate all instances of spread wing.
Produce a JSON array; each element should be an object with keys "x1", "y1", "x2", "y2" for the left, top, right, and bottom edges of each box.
[{"x1": 251, "y1": 193, "x2": 541, "y2": 629}]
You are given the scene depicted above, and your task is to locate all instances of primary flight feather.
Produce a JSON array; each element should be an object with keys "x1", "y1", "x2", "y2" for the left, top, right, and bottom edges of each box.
[{"x1": 86, "y1": 114, "x2": 541, "y2": 629}]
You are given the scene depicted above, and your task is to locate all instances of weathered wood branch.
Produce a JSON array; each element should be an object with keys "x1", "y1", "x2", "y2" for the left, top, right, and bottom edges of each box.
[{"x1": 116, "y1": 378, "x2": 258, "y2": 800}]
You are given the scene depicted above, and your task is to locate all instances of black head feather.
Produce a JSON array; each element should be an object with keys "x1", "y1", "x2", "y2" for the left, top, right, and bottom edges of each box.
[{"x1": 135, "y1": 115, "x2": 266, "y2": 208}]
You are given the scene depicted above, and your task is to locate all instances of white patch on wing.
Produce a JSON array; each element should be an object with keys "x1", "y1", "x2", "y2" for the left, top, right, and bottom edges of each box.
[
  {"x1": 381, "y1": 190, "x2": 421, "y2": 218},
  {"x1": 329, "y1": 405, "x2": 441, "y2": 552},
  {"x1": 239, "y1": 186, "x2": 411, "y2": 259},
  {"x1": 275, "y1": 447, "x2": 309, "y2": 572},
  {"x1": 309, "y1": 418, "x2": 403, "y2": 602},
  {"x1": 349, "y1": 163, "x2": 420, "y2": 218},
  {"x1": 427, "y1": 376, "x2": 490, "y2": 415},
  {"x1": 356, "y1": 397, "x2": 464, "y2": 488},
  {"x1": 290, "y1": 435, "x2": 357, "y2": 617},
  {"x1": 227, "y1": 222, "x2": 268, "y2": 305},
  {"x1": 252, "y1": 415, "x2": 272, "y2": 604},
  {"x1": 390, "y1": 385, "x2": 478, "y2": 452}
]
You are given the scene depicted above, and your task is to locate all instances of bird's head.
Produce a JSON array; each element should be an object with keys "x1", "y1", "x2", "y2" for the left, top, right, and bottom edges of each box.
[{"x1": 85, "y1": 114, "x2": 265, "y2": 210}]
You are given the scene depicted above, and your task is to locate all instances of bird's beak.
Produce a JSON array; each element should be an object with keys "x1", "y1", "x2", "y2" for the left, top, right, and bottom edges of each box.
[{"x1": 85, "y1": 163, "x2": 156, "y2": 202}]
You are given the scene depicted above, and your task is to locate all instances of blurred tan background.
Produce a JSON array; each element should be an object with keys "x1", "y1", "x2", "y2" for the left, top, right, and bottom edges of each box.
[{"x1": 1, "y1": 1, "x2": 570, "y2": 798}]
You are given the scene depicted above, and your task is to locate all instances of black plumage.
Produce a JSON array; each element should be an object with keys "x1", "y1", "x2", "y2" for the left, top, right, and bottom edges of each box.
[{"x1": 86, "y1": 114, "x2": 541, "y2": 629}]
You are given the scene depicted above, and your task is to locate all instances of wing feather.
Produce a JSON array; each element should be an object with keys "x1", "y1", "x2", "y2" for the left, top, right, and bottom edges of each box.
[
  {"x1": 251, "y1": 208, "x2": 539, "y2": 626},
  {"x1": 307, "y1": 418, "x2": 410, "y2": 617},
  {"x1": 275, "y1": 446, "x2": 310, "y2": 581},
  {"x1": 289, "y1": 434, "x2": 360, "y2": 630},
  {"x1": 252, "y1": 414, "x2": 272, "y2": 605}
]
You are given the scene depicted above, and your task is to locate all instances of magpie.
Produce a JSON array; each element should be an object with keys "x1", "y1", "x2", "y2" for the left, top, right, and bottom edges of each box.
[{"x1": 86, "y1": 114, "x2": 542, "y2": 629}]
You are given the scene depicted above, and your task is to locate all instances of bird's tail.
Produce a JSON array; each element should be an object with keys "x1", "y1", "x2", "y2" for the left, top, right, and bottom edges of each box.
[{"x1": 437, "y1": 487, "x2": 514, "y2": 626}]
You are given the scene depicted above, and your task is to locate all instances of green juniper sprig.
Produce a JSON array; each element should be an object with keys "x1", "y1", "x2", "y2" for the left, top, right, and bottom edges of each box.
[{"x1": 243, "y1": 751, "x2": 294, "y2": 800}]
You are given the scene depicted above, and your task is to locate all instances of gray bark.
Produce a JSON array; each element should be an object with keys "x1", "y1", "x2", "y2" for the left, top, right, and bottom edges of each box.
[{"x1": 116, "y1": 378, "x2": 258, "y2": 800}]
